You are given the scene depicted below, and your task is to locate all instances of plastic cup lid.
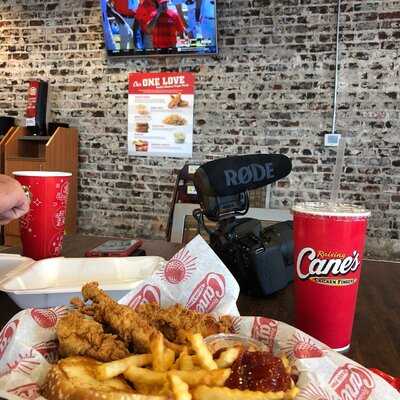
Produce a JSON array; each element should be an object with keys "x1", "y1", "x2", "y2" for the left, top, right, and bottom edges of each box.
[
  {"x1": 292, "y1": 202, "x2": 371, "y2": 217},
  {"x1": 13, "y1": 171, "x2": 72, "y2": 177}
]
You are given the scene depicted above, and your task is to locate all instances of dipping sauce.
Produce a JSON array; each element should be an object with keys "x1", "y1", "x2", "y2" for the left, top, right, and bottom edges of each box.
[{"x1": 225, "y1": 351, "x2": 291, "y2": 392}]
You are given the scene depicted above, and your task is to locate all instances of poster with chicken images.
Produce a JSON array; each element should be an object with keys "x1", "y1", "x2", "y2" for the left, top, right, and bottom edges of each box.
[{"x1": 128, "y1": 72, "x2": 194, "y2": 158}]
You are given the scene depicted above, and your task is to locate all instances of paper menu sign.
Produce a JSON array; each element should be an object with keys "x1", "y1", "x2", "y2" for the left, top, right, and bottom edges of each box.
[{"x1": 128, "y1": 72, "x2": 195, "y2": 158}]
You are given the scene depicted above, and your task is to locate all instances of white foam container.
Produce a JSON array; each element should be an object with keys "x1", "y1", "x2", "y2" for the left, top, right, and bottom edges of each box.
[{"x1": 0, "y1": 253, "x2": 165, "y2": 309}]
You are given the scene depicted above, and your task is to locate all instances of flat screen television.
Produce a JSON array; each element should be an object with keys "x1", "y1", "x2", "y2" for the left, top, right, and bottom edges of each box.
[{"x1": 101, "y1": 0, "x2": 218, "y2": 57}]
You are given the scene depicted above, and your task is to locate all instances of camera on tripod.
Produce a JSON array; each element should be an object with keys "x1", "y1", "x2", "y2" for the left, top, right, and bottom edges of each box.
[{"x1": 192, "y1": 154, "x2": 294, "y2": 297}]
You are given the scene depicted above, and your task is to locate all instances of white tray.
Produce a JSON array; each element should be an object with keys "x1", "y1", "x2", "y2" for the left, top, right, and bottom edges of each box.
[{"x1": 0, "y1": 254, "x2": 165, "y2": 308}]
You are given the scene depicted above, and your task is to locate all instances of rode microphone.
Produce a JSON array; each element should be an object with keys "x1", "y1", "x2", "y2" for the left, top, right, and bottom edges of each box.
[
  {"x1": 194, "y1": 154, "x2": 292, "y2": 196},
  {"x1": 193, "y1": 154, "x2": 294, "y2": 297},
  {"x1": 193, "y1": 154, "x2": 292, "y2": 221}
]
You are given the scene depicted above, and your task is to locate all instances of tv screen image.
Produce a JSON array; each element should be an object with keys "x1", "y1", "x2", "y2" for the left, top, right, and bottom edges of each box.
[{"x1": 101, "y1": 0, "x2": 218, "y2": 57}]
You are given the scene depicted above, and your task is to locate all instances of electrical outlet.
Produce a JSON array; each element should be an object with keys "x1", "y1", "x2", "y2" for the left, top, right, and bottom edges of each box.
[{"x1": 324, "y1": 133, "x2": 341, "y2": 147}]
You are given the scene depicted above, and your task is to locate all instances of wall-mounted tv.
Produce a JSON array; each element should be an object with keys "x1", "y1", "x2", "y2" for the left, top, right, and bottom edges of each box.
[{"x1": 101, "y1": 0, "x2": 217, "y2": 57}]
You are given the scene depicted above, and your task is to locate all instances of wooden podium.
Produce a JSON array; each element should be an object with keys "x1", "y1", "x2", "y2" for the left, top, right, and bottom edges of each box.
[
  {"x1": 0, "y1": 126, "x2": 16, "y2": 173},
  {"x1": 3, "y1": 127, "x2": 78, "y2": 246}
]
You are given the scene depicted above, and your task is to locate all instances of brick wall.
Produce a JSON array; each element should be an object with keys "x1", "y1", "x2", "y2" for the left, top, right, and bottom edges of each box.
[{"x1": 0, "y1": 0, "x2": 399, "y2": 259}]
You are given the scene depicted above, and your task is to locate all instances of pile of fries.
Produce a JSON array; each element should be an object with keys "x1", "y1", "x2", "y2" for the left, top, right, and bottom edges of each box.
[
  {"x1": 43, "y1": 284, "x2": 299, "y2": 399},
  {"x1": 92, "y1": 332, "x2": 299, "y2": 400}
]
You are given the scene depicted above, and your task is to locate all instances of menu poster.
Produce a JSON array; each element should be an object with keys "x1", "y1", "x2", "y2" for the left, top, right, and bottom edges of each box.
[{"x1": 128, "y1": 72, "x2": 195, "y2": 158}]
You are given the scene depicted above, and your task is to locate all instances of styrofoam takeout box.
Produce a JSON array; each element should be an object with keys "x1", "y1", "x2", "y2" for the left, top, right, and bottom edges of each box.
[{"x1": 0, "y1": 253, "x2": 165, "y2": 309}]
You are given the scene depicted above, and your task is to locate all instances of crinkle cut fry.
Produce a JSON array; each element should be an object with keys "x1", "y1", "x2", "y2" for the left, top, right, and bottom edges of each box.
[
  {"x1": 56, "y1": 311, "x2": 130, "y2": 362},
  {"x1": 82, "y1": 282, "x2": 159, "y2": 353}
]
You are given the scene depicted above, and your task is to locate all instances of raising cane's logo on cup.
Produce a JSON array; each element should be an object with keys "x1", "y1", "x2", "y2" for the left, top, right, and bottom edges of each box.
[
  {"x1": 297, "y1": 247, "x2": 361, "y2": 286},
  {"x1": 128, "y1": 284, "x2": 161, "y2": 310},
  {"x1": 329, "y1": 364, "x2": 375, "y2": 400},
  {"x1": 186, "y1": 272, "x2": 225, "y2": 313}
]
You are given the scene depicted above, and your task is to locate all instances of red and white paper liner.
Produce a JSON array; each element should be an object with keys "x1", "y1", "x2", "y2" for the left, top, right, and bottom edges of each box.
[{"x1": 0, "y1": 236, "x2": 398, "y2": 400}]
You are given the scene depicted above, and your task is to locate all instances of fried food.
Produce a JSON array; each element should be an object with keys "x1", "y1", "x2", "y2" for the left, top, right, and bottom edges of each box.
[
  {"x1": 150, "y1": 332, "x2": 168, "y2": 372},
  {"x1": 75, "y1": 285, "x2": 233, "y2": 350},
  {"x1": 163, "y1": 114, "x2": 187, "y2": 125},
  {"x1": 188, "y1": 333, "x2": 217, "y2": 371},
  {"x1": 95, "y1": 354, "x2": 152, "y2": 380},
  {"x1": 136, "y1": 303, "x2": 234, "y2": 344},
  {"x1": 81, "y1": 282, "x2": 160, "y2": 353},
  {"x1": 56, "y1": 311, "x2": 130, "y2": 362},
  {"x1": 49, "y1": 307, "x2": 299, "y2": 400},
  {"x1": 169, "y1": 373, "x2": 191, "y2": 400},
  {"x1": 41, "y1": 356, "x2": 166, "y2": 400},
  {"x1": 168, "y1": 94, "x2": 189, "y2": 108},
  {"x1": 215, "y1": 347, "x2": 241, "y2": 369}
]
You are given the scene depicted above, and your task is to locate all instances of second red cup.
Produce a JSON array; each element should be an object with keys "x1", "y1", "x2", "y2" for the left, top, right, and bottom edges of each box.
[{"x1": 13, "y1": 171, "x2": 71, "y2": 260}]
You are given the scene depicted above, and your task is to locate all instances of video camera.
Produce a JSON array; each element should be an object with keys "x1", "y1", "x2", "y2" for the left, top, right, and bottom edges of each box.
[{"x1": 192, "y1": 154, "x2": 294, "y2": 297}]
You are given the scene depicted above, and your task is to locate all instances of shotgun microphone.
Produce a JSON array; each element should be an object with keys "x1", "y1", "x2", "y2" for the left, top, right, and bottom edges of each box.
[
  {"x1": 194, "y1": 154, "x2": 292, "y2": 197},
  {"x1": 192, "y1": 154, "x2": 295, "y2": 296}
]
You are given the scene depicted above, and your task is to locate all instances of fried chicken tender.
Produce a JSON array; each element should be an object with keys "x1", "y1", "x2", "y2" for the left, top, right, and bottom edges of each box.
[
  {"x1": 56, "y1": 311, "x2": 130, "y2": 362},
  {"x1": 168, "y1": 94, "x2": 189, "y2": 108},
  {"x1": 136, "y1": 303, "x2": 234, "y2": 344},
  {"x1": 81, "y1": 282, "x2": 159, "y2": 353}
]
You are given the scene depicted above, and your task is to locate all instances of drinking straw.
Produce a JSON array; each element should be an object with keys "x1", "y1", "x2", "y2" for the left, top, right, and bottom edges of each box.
[
  {"x1": 330, "y1": 0, "x2": 343, "y2": 206},
  {"x1": 331, "y1": 135, "x2": 345, "y2": 205},
  {"x1": 331, "y1": 0, "x2": 341, "y2": 137}
]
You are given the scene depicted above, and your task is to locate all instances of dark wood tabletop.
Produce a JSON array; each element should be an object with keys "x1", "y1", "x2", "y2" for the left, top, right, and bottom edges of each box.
[{"x1": 1, "y1": 234, "x2": 399, "y2": 377}]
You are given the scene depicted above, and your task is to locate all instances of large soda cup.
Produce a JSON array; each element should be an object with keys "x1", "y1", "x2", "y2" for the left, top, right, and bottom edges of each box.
[
  {"x1": 292, "y1": 202, "x2": 370, "y2": 351},
  {"x1": 13, "y1": 171, "x2": 71, "y2": 260}
]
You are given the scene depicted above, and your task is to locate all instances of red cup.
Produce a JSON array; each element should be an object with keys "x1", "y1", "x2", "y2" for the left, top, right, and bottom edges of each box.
[
  {"x1": 292, "y1": 202, "x2": 370, "y2": 351},
  {"x1": 13, "y1": 171, "x2": 72, "y2": 260}
]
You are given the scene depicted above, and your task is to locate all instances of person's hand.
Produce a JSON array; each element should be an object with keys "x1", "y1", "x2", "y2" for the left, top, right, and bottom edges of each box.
[{"x1": 0, "y1": 175, "x2": 30, "y2": 225}]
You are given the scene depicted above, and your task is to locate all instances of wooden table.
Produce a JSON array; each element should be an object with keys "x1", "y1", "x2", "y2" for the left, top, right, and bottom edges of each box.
[{"x1": 1, "y1": 234, "x2": 399, "y2": 377}]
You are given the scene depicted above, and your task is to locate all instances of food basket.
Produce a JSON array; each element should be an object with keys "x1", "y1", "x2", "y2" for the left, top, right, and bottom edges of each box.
[{"x1": 0, "y1": 236, "x2": 399, "y2": 399}]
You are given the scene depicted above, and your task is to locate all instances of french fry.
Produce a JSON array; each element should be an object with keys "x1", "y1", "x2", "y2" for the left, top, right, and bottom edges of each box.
[
  {"x1": 169, "y1": 373, "x2": 192, "y2": 400},
  {"x1": 151, "y1": 332, "x2": 167, "y2": 372},
  {"x1": 215, "y1": 347, "x2": 241, "y2": 368},
  {"x1": 124, "y1": 366, "x2": 167, "y2": 386},
  {"x1": 192, "y1": 386, "x2": 287, "y2": 400},
  {"x1": 173, "y1": 346, "x2": 188, "y2": 370},
  {"x1": 165, "y1": 339, "x2": 185, "y2": 353},
  {"x1": 286, "y1": 385, "x2": 300, "y2": 399},
  {"x1": 174, "y1": 349, "x2": 199, "y2": 368},
  {"x1": 280, "y1": 355, "x2": 291, "y2": 374},
  {"x1": 164, "y1": 348, "x2": 176, "y2": 371},
  {"x1": 188, "y1": 333, "x2": 218, "y2": 370},
  {"x1": 179, "y1": 354, "x2": 194, "y2": 371},
  {"x1": 170, "y1": 368, "x2": 231, "y2": 387},
  {"x1": 133, "y1": 382, "x2": 166, "y2": 396},
  {"x1": 95, "y1": 354, "x2": 152, "y2": 380}
]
